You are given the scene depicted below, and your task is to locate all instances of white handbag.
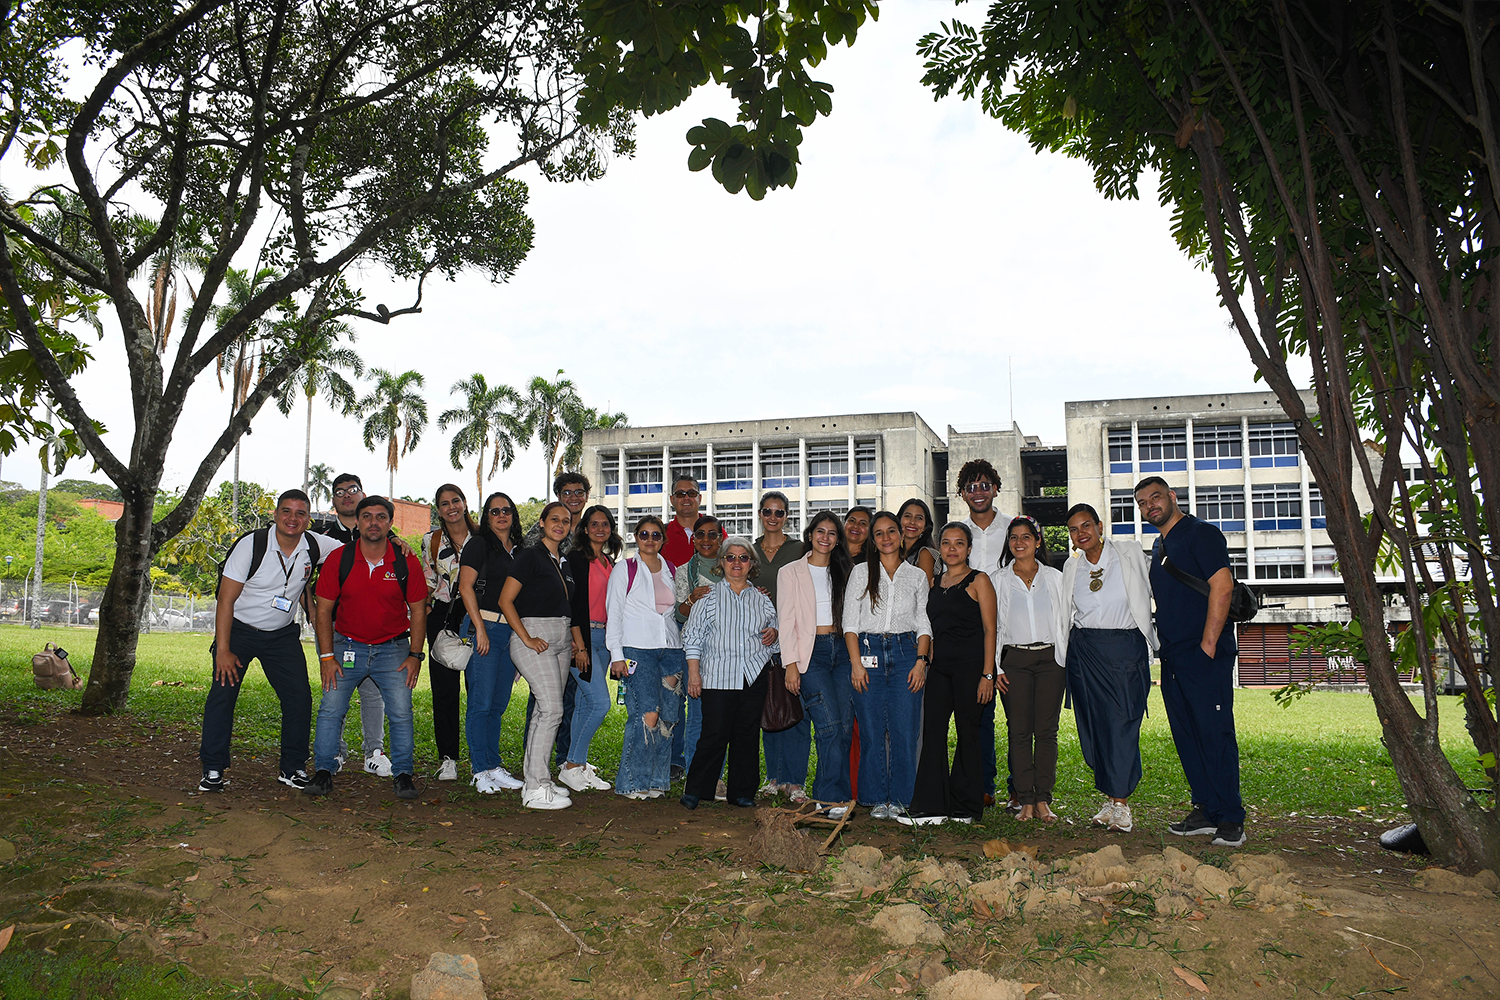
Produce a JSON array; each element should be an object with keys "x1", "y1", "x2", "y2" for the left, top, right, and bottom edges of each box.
[{"x1": 430, "y1": 629, "x2": 472, "y2": 671}]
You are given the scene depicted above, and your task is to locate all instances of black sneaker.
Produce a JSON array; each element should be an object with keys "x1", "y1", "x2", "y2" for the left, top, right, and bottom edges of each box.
[
  {"x1": 393, "y1": 773, "x2": 420, "y2": 800},
  {"x1": 199, "y1": 770, "x2": 227, "y2": 793},
  {"x1": 277, "y1": 770, "x2": 310, "y2": 790},
  {"x1": 302, "y1": 769, "x2": 335, "y2": 796},
  {"x1": 1168, "y1": 806, "x2": 1217, "y2": 837},
  {"x1": 1211, "y1": 822, "x2": 1247, "y2": 847}
]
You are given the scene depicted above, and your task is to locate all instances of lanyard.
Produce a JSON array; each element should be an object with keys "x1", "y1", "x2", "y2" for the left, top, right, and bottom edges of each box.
[{"x1": 274, "y1": 546, "x2": 300, "y2": 599}]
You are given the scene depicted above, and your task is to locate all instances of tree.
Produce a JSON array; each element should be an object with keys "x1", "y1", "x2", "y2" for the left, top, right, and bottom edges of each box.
[
  {"x1": 0, "y1": 0, "x2": 632, "y2": 711},
  {"x1": 917, "y1": 0, "x2": 1499, "y2": 869},
  {"x1": 438, "y1": 374, "x2": 524, "y2": 499},
  {"x1": 520, "y1": 370, "x2": 583, "y2": 498},
  {"x1": 561, "y1": 403, "x2": 628, "y2": 476},
  {"x1": 359, "y1": 369, "x2": 428, "y2": 498},
  {"x1": 274, "y1": 323, "x2": 363, "y2": 496},
  {"x1": 307, "y1": 463, "x2": 334, "y2": 510}
]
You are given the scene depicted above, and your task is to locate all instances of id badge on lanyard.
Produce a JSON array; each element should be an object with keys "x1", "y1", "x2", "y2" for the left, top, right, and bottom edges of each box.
[{"x1": 860, "y1": 636, "x2": 879, "y2": 671}]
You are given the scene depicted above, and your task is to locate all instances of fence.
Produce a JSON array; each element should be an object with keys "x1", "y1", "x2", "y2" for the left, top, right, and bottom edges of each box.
[{"x1": 0, "y1": 579, "x2": 223, "y2": 633}]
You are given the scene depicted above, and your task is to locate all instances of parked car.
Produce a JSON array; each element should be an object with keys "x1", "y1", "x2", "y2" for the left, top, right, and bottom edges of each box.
[
  {"x1": 157, "y1": 609, "x2": 191, "y2": 628},
  {"x1": 44, "y1": 600, "x2": 81, "y2": 623},
  {"x1": 191, "y1": 610, "x2": 217, "y2": 631},
  {"x1": 0, "y1": 598, "x2": 21, "y2": 618},
  {"x1": 88, "y1": 606, "x2": 101, "y2": 624}
]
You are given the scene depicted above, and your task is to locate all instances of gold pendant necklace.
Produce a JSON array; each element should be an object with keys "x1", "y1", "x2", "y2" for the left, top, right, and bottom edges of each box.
[{"x1": 1088, "y1": 567, "x2": 1104, "y2": 593}]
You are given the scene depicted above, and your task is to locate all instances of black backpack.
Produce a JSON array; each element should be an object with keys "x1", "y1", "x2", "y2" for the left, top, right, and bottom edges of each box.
[
  {"x1": 216, "y1": 526, "x2": 321, "y2": 599},
  {"x1": 335, "y1": 538, "x2": 410, "y2": 592}
]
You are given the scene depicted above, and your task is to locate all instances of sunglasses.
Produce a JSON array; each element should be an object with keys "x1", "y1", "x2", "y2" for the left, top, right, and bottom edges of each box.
[
  {"x1": 760, "y1": 508, "x2": 786, "y2": 518},
  {"x1": 559, "y1": 488, "x2": 588, "y2": 499},
  {"x1": 693, "y1": 529, "x2": 722, "y2": 540},
  {"x1": 486, "y1": 506, "x2": 514, "y2": 517},
  {"x1": 963, "y1": 482, "x2": 996, "y2": 494},
  {"x1": 637, "y1": 530, "x2": 664, "y2": 541},
  {"x1": 332, "y1": 487, "x2": 363, "y2": 497},
  {"x1": 672, "y1": 489, "x2": 701, "y2": 499},
  {"x1": 723, "y1": 553, "x2": 752, "y2": 564}
]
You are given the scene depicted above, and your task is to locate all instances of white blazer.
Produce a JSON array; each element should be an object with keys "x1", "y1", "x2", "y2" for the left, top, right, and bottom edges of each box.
[
  {"x1": 604, "y1": 557, "x2": 682, "y2": 662},
  {"x1": 1056, "y1": 540, "x2": 1158, "y2": 663},
  {"x1": 990, "y1": 561, "x2": 1067, "y2": 669}
]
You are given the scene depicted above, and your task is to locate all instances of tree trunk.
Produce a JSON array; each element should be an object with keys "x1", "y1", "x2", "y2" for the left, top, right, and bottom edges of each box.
[
  {"x1": 80, "y1": 493, "x2": 157, "y2": 713},
  {"x1": 475, "y1": 443, "x2": 484, "y2": 501},
  {"x1": 303, "y1": 393, "x2": 314, "y2": 497},
  {"x1": 30, "y1": 423, "x2": 49, "y2": 630}
]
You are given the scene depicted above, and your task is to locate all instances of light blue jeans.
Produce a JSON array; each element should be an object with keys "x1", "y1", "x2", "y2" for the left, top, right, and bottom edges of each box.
[
  {"x1": 461, "y1": 615, "x2": 516, "y2": 775},
  {"x1": 851, "y1": 631, "x2": 922, "y2": 807},
  {"x1": 567, "y1": 626, "x2": 614, "y2": 766},
  {"x1": 314, "y1": 635, "x2": 414, "y2": 777},
  {"x1": 615, "y1": 646, "x2": 685, "y2": 796}
]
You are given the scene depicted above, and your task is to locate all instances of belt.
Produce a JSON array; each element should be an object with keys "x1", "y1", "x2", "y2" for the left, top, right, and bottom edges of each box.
[
  {"x1": 590, "y1": 620, "x2": 607, "y2": 629},
  {"x1": 479, "y1": 610, "x2": 503, "y2": 623},
  {"x1": 863, "y1": 631, "x2": 915, "y2": 639},
  {"x1": 1012, "y1": 641, "x2": 1054, "y2": 650}
]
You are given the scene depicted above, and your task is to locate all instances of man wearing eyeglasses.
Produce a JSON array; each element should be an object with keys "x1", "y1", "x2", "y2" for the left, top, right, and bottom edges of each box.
[
  {"x1": 522, "y1": 471, "x2": 592, "y2": 766},
  {"x1": 662, "y1": 474, "x2": 702, "y2": 567}
]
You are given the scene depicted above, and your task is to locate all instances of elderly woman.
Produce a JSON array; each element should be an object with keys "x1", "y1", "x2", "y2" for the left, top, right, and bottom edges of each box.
[{"x1": 680, "y1": 536, "x2": 779, "y2": 809}]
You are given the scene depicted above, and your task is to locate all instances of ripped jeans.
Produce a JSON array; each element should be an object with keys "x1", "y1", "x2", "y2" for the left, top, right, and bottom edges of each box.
[{"x1": 615, "y1": 646, "x2": 685, "y2": 796}]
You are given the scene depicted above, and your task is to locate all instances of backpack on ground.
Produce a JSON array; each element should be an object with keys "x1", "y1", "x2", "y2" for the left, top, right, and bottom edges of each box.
[{"x1": 32, "y1": 642, "x2": 83, "y2": 690}]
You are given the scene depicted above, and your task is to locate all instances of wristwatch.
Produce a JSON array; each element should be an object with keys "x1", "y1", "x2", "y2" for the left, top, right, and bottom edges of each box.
[
  {"x1": 915, "y1": 654, "x2": 929, "y2": 665},
  {"x1": 408, "y1": 651, "x2": 425, "y2": 663},
  {"x1": 982, "y1": 672, "x2": 995, "y2": 680}
]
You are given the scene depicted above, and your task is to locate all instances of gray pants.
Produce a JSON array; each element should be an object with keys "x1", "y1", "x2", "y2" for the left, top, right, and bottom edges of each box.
[
  {"x1": 509, "y1": 617, "x2": 572, "y2": 791},
  {"x1": 339, "y1": 677, "x2": 386, "y2": 760}
]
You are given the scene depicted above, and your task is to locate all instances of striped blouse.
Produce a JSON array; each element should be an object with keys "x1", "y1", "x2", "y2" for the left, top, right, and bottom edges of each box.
[{"x1": 682, "y1": 580, "x2": 780, "y2": 690}]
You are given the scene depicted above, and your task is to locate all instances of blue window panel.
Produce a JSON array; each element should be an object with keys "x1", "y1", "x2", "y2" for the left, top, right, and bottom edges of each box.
[
  {"x1": 1311, "y1": 517, "x2": 1327, "y2": 529},
  {"x1": 762, "y1": 477, "x2": 799, "y2": 489},
  {"x1": 1274, "y1": 455, "x2": 1300, "y2": 467},
  {"x1": 1142, "y1": 524, "x2": 1159, "y2": 535},
  {"x1": 1215, "y1": 520, "x2": 1245, "y2": 533},
  {"x1": 1276, "y1": 518, "x2": 1301, "y2": 530},
  {"x1": 1110, "y1": 462, "x2": 1133, "y2": 474},
  {"x1": 1250, "y1": 456, "x2": 1274, "y2": 469},
  {"x1": 717, "y1": 479, "x2": 751, "y2": 492},
  {"x1": 605, "y1": 485, "x2": 619, "y2": 496},
  {"x1": 1219, "y1": 458, "x2": 1242, "y2": 470},
  {"x1": 1163, "y1": 460, "x2": 1187, "y2": 472},
  {"x1": 1111, "y1": 523, "x2": 1136, "y2": 535},
  {"x1": 808, "y1": 475, "x2": 849, "y2": 488},
  {"x1": 1195, "y1": 459, "x2": 1218, "y2": 470},
  {"x1": 1253, "y1": 518, "x2": 1277, "y2": 531},
  {"x1": 857, "y1": 473, "x2": 875, "y2": 485},
  {"x1": 628, "y1": 483, "x2": 662, "y2": 495},
  {"x1": 1139, "y1": 461, "x2": 1163, "y2": 473}
]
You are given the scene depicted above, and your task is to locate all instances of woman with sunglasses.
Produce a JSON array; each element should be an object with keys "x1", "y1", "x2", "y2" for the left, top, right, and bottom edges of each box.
[
  {"x1": 754, "y1": 491, "x2": 808, "y2": 801},
  {"x1": 680, "y1": 537, "x2": 779, "y2": 809},
  {"x1": 558, "y1": 505, "x2": 622, "y2": 794},
  {"x1": 844, "y1": 510, "x2": 933, "y2": 820},
  {"x1": 674, "y1": 514, "x2": 724, "y2": 774},
  {"x1": 498, "y1": 502, "x2": 583, "y2": 811},
  {"x1": 422, "y1": 484, "x2": 477, "y2": 781},
  {"x1": 897, "y1": 497, "x2": 938, "y2": 585},
  {"x1": 777, "y1": 511, "x2": 855, "y2": 807},
  {"x1": 457, "y1": 492, "x2": 526, "y2": 794},
  {"x1": 606, "y1": 515, "x2": 685, "y2": 799}
]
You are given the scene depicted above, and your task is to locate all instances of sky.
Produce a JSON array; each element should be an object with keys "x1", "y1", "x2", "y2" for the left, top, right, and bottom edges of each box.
[{"x1": 1, "y1": 4, "x2": 1293, "y2": 502}]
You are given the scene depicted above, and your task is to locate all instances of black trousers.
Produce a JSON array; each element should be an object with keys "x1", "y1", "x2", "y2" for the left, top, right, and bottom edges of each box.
[
  {"x1": 686, "y1": 667, "x2": 770, "y2": 802},
  {"x1": 909, "y1": 659, "x2": 988, "y2": 820},
  {"x1": 200, "y1": 620, "x2": 309, "y2": 775},
  {"x1": 999, "y1": 645, "x2": 1066, "y2": 805},
  {"x1": 428, "y1": 600, "x2": 464, "y2": 761}
]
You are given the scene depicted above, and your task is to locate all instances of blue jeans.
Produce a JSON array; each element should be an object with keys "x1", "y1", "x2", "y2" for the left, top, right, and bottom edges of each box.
[
  {"x1": 314, "y1": 635, "x2": 415, "y2": 776},
  {"x1": 461, "y1": 616, "x2": 516, "y2": 775},
  {"x1": 763, "y1": 712, "x2": 811, "y2": 788},
  {"x1": 567, "y1": 626, "x2": 614, "y2": 766},
  {"x1": 615, "y1": 646, "x2": 685, "y2": 795},
  {"x1": 800, "y1": 634, "x2": 854, "y2": 801},
  {"x1": 851, "y1": 632, "x2": 922, "y2": 807}
]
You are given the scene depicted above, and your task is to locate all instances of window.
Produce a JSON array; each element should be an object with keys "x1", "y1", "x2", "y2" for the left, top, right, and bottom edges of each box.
[
  {"x1": 1252, "y1": 483, "x2": 1302, "y2": 530},
  {"x1": 1194, "y1": 423, "x2": 1242, "y2": 470},
  {"x1": 715, "y1": 449, "x2": 752, "y2": 492},
  {"x1": 1108, "y1": 428, "x2": 1133, "y2": 473},
  {"x1": 1137, "y1": 425, "x2": 1187, "y2": 472},
  {"x1": 1308, "y1": 484, "x2": 1326, "y2": 528},
  {"x1": 601, "y1": 454, "x2": 620, "y2": 496},
  {"x1": 1254, "y1": 546, "x2": 1306, "y2": 579},
  {"x1": 806, "y1": 499, "x2": 849, "y2": 517},
  {"x1": 715, "y1": 503, "x2": 754, "y2": 539},
  {"x1": 761, "y1": 446, "x2": 799, "y2": 489},
  {"x1": 1229, "y1": 549, "x2": 1249, "y2": 580},
  {"x1": 855, "y1": 441, "x2": 877, "y2": 485},
  {"x1": 1110, "y1": 489, "x2": 1136, "y2": 534},
  {"x1": 670, "y1": 451, "x2": 707, "y2": 490},
  {"x1": 626, "y1": 453, "x2": 662, "y2": 495},
  {"x1": 1312, "y1": 545, "x2": 1338, "y2": 577},
  {"x1": 1195, "y1": 485, "x2": 1245, "y2": 532},
  {"x1": 1248, "y1": 421, "x2": 1299, "y2": 468},
  {"x1": 807, "y1": 444, "x2": 849, "y2": 487}
]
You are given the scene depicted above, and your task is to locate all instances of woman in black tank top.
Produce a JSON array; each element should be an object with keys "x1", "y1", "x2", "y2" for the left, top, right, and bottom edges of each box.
[{"x1": 903, "y1": 524, "x2": 998, "y2": 825}]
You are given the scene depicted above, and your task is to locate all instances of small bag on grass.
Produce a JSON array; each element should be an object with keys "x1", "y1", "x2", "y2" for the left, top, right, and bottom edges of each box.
[{"x1": 32, "y1": 642, "x2": 84, "y2": 690}]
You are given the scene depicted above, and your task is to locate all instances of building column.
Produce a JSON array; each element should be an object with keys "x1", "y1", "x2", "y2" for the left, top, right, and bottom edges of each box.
[
  {"x1": 752, "y1": 440, "x2": 761, "y2": 513},
  {"x1": 1241, "y1": 417, "x2": 1255, "y2": 578},
  {"x1": 705, "y1": 442, "x2": 716, "y2": 516},
  {"x1": 1300, "y1": 447, "x2": 1313, "y2": 573},
  {"x1": 847, "y1": 434, "x2": 856, "y2": 510},
  {"x1": 617, "y1": 446, "x2": 626, "y2": 528},
  {"x1": 1131, "y1": 420, "x2": 1141, "y2": 537},
  {"x1": 798, "y1": 437, "x2": 808, "y2": 529},
  {"x1": 1100, "y1": 424, "x2": 1110, "y2": 526},
  {"x1": 661, "y1": 444, "x2": 672, "y2": 517},
  {"x1": 1185, "y1": 417, "x2": 1196, "y2": 515}
]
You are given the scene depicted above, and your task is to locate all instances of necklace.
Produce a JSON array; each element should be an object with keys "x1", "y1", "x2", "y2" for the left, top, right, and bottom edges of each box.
[{"x1": 1089, "y1": 566, "x2": 1105, "y2": 593}]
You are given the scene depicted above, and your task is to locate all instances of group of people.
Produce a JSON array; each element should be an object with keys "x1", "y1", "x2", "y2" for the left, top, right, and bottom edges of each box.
[{"x1": 197, "y1": 460, "x2": 1247, "y2": 846}]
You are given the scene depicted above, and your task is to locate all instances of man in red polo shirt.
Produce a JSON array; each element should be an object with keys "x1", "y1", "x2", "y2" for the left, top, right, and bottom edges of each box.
[
  {"x1": 305, "y1": 496, "x2": 428, "y2": 799},
  {"x1": 662, "y1": 473, "x2": 703, "y2": 568}
]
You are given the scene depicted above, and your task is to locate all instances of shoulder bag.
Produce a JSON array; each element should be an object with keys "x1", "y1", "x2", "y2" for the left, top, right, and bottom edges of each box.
[{"x1": 760, "y1": 653, "x2": 803, "y2": 732}]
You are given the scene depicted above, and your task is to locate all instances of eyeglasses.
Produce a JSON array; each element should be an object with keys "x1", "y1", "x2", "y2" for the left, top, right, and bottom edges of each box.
[
  {"x1": 759, "y1": 508, "x2": 786, "y2": 518},
  {"x1": 486, "y1": 506, "x2": 514, "y2": 517},
  {"x1": 723, "y1": 553, "x2": 752, "y2": 564},
  {"x1": 693, "y1": 529, "x2": 722, "y2": 540},
  {"x1": 333, "y1": 487, "x2": 363, "y2": 497},
  {"x1": 636, "y1": 530, "x2": 664, "y2": 541},
  {"x1": 962, "y1": 482, "x2": 996, "y2": 494},
  {"x1": 672, "y1": 489, "x2": 701, "y2": 499},
  {"x1": 559, "y1": 488, "x2": 588, "y2": 499}
]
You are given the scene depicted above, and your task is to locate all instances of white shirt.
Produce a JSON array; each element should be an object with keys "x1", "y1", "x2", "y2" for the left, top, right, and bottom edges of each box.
[
  {"x1": 809, "y1": 564, "x2": 833, "y2": 627},
  {"x1": 998, "y1": 564, "x2": 1057, "y2": 645},
  {"x1": 605, "y1": 557, "x2": 682, "y2": 661},
  {"x1": 222, "y1": 528, "x2": 341, "y2": 630},
  {"x1": 843, "y1": 560, "x2": 933, "y2": 638},
  {"x1": 962, "y1": 511, "x2": 1015, "y2": 574},
  {"x1": 1070, "y1": 544, "x2": 1136, "y2": 630}
]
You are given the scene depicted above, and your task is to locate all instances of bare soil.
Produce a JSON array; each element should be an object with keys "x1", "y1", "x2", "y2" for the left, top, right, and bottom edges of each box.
[{"x1": 1, "y1": 709, "x2": 1497, "y2": 1000}]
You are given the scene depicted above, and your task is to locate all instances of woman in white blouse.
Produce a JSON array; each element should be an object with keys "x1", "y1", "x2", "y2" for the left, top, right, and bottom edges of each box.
[
  {"x1": 991, "y1": 516, "x2": 1065, "y2": 822},
  {"x1": 605, "y1": 515, "x2": 684, "y2": 800},
  {"x1": 1056, "y1": 503, "x2": 1159, "y2": 834},
  {"x1": 843, "y1": 511, "x2": 933, "y2": 821}
]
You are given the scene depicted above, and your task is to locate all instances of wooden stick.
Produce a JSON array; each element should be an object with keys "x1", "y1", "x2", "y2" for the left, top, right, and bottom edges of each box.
[{"x1": 514, "y1": 887, "x2": 600, "y2": 956}]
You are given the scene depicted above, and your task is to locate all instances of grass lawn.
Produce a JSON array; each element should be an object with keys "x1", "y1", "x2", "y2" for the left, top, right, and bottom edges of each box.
[{"x1": 0, "y1": 622, "x2": 1488, "y2": 818}]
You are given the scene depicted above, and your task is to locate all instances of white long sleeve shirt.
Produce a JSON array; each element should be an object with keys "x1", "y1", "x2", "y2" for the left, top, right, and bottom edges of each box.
[
  {"x1": 842, "y1": 561, "x2": 933, "y2": 638},
  {"x1": 604, "y1": 557, "x2": 682, "y2": 662}
]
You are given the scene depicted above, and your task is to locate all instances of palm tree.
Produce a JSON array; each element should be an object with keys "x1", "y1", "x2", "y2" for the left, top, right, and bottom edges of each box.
[
  {"x1": 212, "y1": 267, "x2": 279, "y2": 524},
  {"x1": 358, "y1": 369, "x2": 427, "y2": 497},
  {"x1": 438, "y1": 375, "x2": 525, "y2": 498},
  {"x1": 273, "y1": 321, "x2": 364, "y2": 494},
  {"x1": 561, "y1": 404, "x2": 629, "y2": 475},
  {"x1": 520, "y1": 370, "x2": 583, "y2": 498},
  {"x1": 307, "y1": 463, "x2": 334, "y2": 510}
]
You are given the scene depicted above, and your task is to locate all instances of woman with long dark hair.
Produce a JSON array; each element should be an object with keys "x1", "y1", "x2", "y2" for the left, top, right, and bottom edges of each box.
[
  {"x1": 456, "y1": 491, "x2": 525, "y2": 794},
  {"x1": 844, "y1": 510, "x2": 932, "y2": 820},
  {"x1": 777, "y1": 511, "x2": 854, "y2": 807},
  {"x1": 558, "y1": 505, "x2": 623, "y2": 793},
  {"x1": 844, "y1": 506, "x2": 872, "y2": 563},
  {"x1": 422, "y1": 484, "x2": 478, "y2": 781},
  {"x1": 897, "y1": 497, "x2": 938, "y2": 585}
]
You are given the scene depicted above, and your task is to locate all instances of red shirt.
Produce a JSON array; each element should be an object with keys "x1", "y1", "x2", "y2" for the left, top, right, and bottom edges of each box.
[
  {"x1": 315, "y1": 541, "x2": 428, "y2": 644},
  {"x1": 662, "y1": 518, "x2": 696, "y2": 569}
]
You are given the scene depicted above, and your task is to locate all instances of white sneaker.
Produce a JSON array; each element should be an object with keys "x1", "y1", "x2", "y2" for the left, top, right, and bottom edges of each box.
[
  {"x1": 1091, "y1": 801, "x2": 1114, "y2": 826},
  {"x1": 646, "y1": 789, "x2": 664, "y2": 799},
  {"x1": 364, "y1": 750, "x2": 392, "y2": 777},
  {"x1": 472, "y1": 771, "x2": 501, "y2": 795},
  {"x1": 489, "y1": 766, "x2": 524, "y2": 790},
  {"x1": 557, "y1": 765, "x2": 592, "y2": 793},
  {"x1": 826, "y1": 806, "x2": 849, "y2": 820},
  {"x1": 437, "y1": 757, "x2": 458, "y2": 781},
  {"x1": 521, "y1": 784, "x2": 571, "y2": 810},
  {"x1": 580, "y1": 763, "x2": 613, "y2": 790},
  {"x1": 548, "y1": 780, "x2": 572, "y2": 798},
  {"x1": 1108, "y1": 802, "x2": 1134, "y2": 833},
  {"x1": 622, "y1": 790, "x2": 653, "y2": 800},
  {"x1": 896, "y1": 813, "x2": 945, "y2": 827},
  {"x1": 868, "y1": 803, "x2": 891, "y2": 820}
]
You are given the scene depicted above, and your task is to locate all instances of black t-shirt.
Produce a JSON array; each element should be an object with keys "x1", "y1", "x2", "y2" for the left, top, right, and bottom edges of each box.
[
  {"x1": 507, "y1": 545, "x2": 575, "y2": 619},
  {"x1": 1149, "y1": 514, "x2": 1236, "y2": 655},
  {"x1": 459, "y1": 537, "x2": 516, "y2": 614}
]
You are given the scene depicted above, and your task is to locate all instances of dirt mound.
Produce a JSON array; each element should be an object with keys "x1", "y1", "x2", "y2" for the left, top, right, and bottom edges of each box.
[
  {"x1": 748, "y1": 807, "x2": 824, "y2": 871},
  {"x1": 926, "y1": 969, "x2": 1025, "y2": 1000}
]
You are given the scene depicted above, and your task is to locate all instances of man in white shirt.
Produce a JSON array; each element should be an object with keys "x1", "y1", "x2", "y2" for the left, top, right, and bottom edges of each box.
[
  {"x1": 198, "y1": 489, "x2": 341, "y2": 793},
  {"x1": 954, "y1": 458, "x2": 1015, "y2": 809}
]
